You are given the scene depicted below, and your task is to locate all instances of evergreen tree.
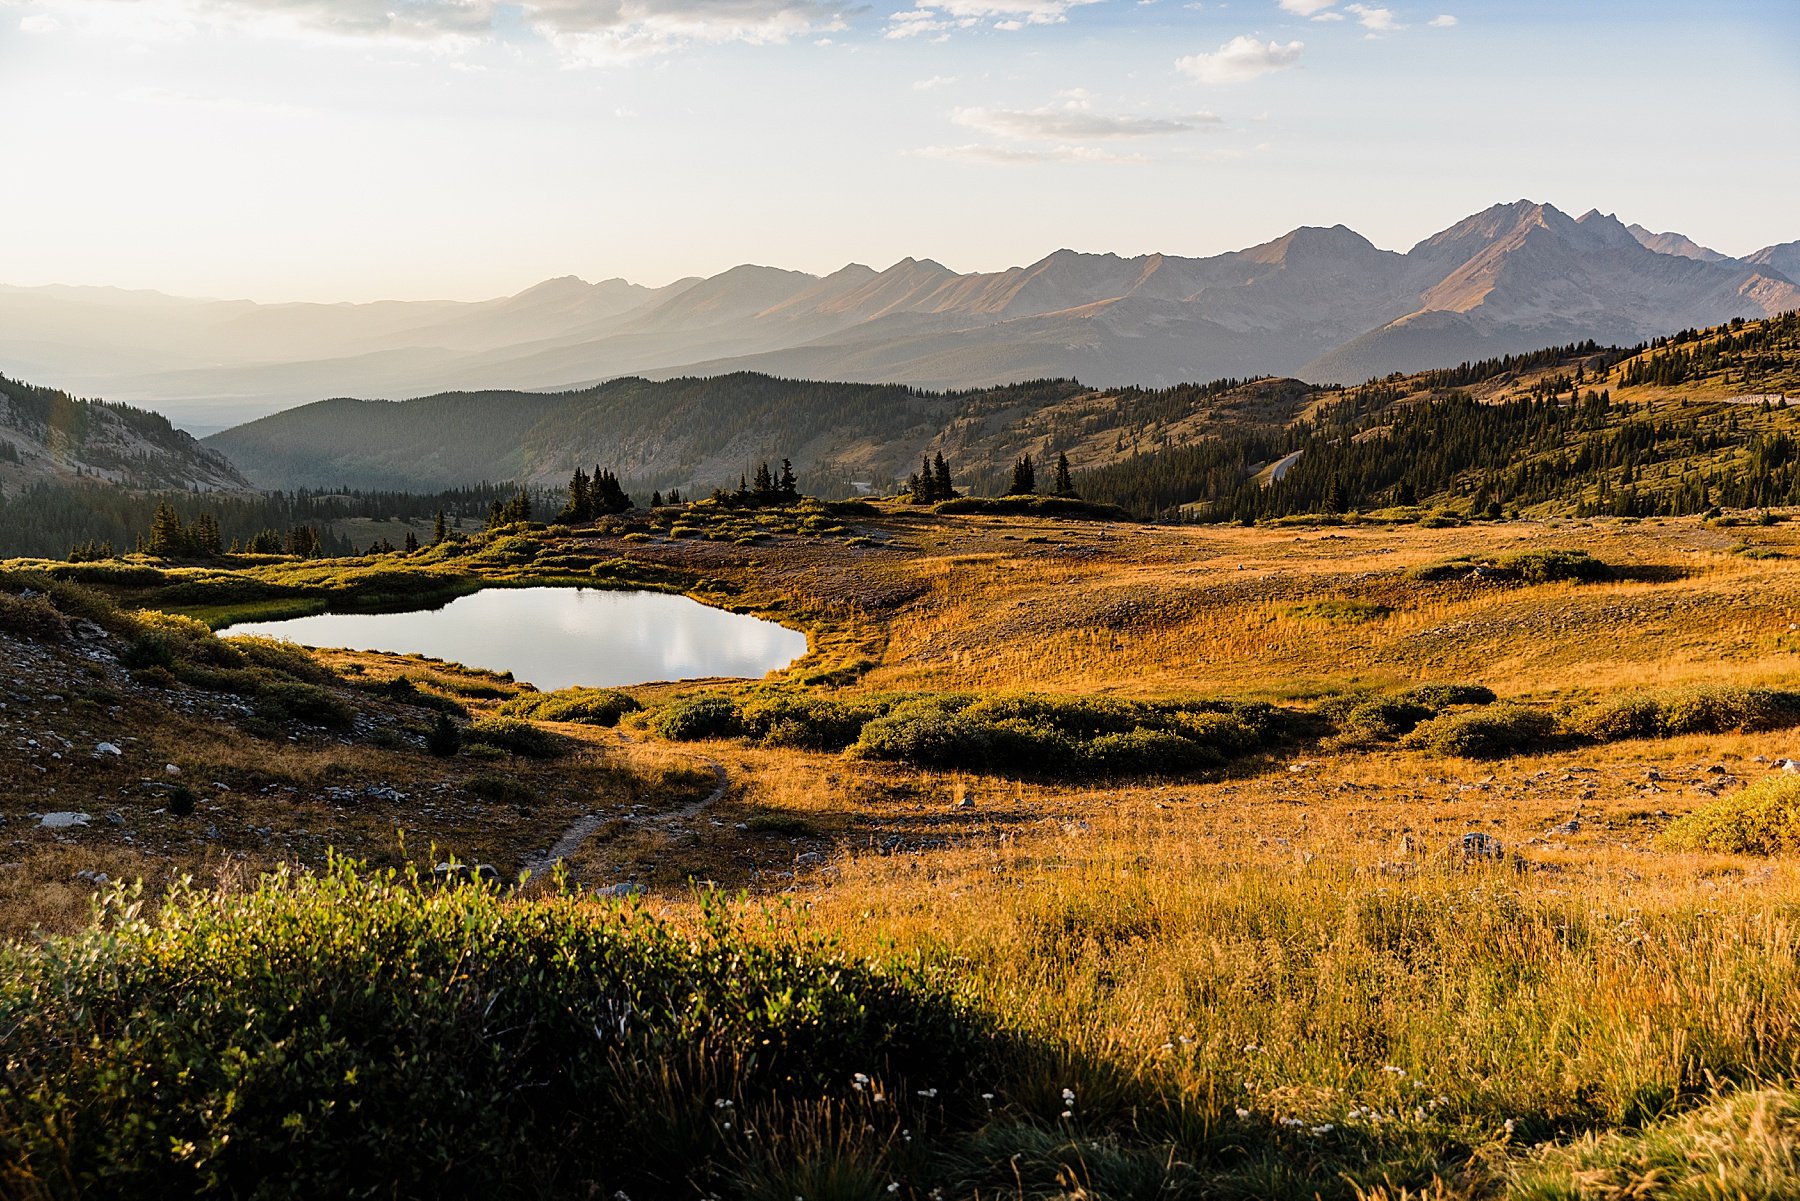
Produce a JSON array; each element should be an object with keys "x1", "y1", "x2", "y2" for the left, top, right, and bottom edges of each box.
[
  {"x1": 189, "y1": 512, "x2": 222, "y2": 558},
  {"x1": 433, "y1": 510, "x2": 447, "y2": 544},
  {"x1": 933, "y1": 453, "x2": 953, "y2": 501},
  {"x1": 779, "y1": 459, "x2": 799, "y2": 500},
  {"x1": 404, "y1": 531, "x2": 419, "y2": 553},
  {"x1": 1007, "y1": 454, "x2": 1037, "y2": 496},
  {"x1": 147, "y1": 502, "x2": 186, "y2": 557},
  {"x1": 1052, "y1": 452, "x2": 1075, "y2": 496},
  {"x1": 558, "y1": 467, "x2": 594, "y2": 524}
]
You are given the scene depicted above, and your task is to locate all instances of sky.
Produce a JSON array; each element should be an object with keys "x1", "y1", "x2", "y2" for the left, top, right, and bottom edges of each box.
[{"x1": 2, "y1": 0, "x2": 1796, "y2": 302}]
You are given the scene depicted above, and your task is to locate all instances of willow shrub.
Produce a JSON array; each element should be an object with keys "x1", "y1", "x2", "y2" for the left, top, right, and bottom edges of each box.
[{"x1": 0, "y1": 865, "x2": 999, "y2": 1199}]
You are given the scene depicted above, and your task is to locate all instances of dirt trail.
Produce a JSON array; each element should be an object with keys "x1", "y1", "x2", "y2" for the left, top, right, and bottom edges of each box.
[{"x1": 520, "y1": 739, "x2": 729, "y2": 880}]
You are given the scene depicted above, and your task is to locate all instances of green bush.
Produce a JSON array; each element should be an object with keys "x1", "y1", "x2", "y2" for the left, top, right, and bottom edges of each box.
[
  {"x1": 853, "y1": 702, "x2": 994, "y2": 770},
  {"x1": 499, "y1": 687, "x2": 642, "y2": 727},
  {"x1": 738, "y1": 692, "x2": 885, "y2": 751},
  {"x1": 0, "y1": 864, "x2": 996, "y2": 1198},
  {"x1": 1659, "y1": 774, "x2": 1800, "y2": 855},
  {"x1": 258, "y1": 681, "x2": 356, "y2": 731},
  {"x1": 1403, "y1": 683, "x2": 1497, "y2": 709},
  {"x1": 1496, "y1": 549, "x2": 1611, "y2": 584},
  {"x1": 651, "y1": 693, "x2": 744, "y2": 741},
  {"x1": 0, "y1": 592, "x2": 68, "y2": 642},
  {"x1": 1402, "y1": 703, "x2": 1556, "y2": 758},
  {"x1": 1576, "y1": 686, "x2": 1800, "y2": 742},
  {"x1": 1080, "y1": 728, "x2": 1220, "y2": 775},
  {"x1": 464, "y1": 716, "x2": 567, "y2": 759}
]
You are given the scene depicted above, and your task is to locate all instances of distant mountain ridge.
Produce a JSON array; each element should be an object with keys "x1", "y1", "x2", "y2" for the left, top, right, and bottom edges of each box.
[{"x1": 3, "y1": 200, "x2": 1794, "y2": 428}]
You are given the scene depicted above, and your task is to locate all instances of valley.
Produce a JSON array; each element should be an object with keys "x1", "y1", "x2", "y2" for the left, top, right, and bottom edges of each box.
[{"x1": 8, "y1": 490, "x2": 1800, "y2": 1196}]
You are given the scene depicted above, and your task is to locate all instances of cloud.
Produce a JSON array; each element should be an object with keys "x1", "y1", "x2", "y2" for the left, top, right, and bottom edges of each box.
[
  {"x1": 884, "y1": 0, "x2": 1101, "y2": 38},
  {"x1": 953, "y1": 104, "x2": 1220, "y2": 140},
  {"x1": 1344, "y1": 3, "x2": 1400, "y2": 31},
  {"x1": 1275, "y1": 0, "x2": 1334, "y2": 14},
  {"x1": 1428, "y1": 13, "x2": 1456, "y2": 25},
  {"x1": 6, "y1": 0, "x2": 856, "y2": 56},
  {"x1": 1175, "y1": 34, "x2": 1302, "y2": 84},
  {"x1": 912, "y1": 143, "x2": 1149, "y2": 165},
  {"x1": 913, "y1": 73, "x2": 959, "y2": 89},
  {"x1": 18, "y1": 12, "x2": 61, "y2": 30}
]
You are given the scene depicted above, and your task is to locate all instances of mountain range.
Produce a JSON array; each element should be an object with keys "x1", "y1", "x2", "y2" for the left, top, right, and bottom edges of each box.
[{"x1": 2, "y1": 200, "x2": 1795, "y2": 432}]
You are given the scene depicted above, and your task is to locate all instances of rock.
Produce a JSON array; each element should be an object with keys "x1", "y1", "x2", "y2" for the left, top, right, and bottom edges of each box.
[
  {"x1": 74, "y1": 869, "x2": 110, "y2": 885},
  {"x1": 1645, "y1": 768, "x2": 1663, "y2": 781},
  {"x1": 1783, "y1": 759, "x2": 1800, "y2": 775},
  {"x1": 1549, "y1": 818, "x2": 1580, "y2": 835},
  {"x1": 954, "y1": 796, "x2": 975, "y2": 810},
  {"x1": 1453, "y1": 831, "x2": 1503, "y2": 860},
  {"x1": 40, "y1": 812, "x2": 91, "y2": 829},
  {"x1": 595, "y1": 882, "x2": 643, "y2": 899},
  {"x1": 795, "y1": 851, "x2": 826, "y2": 866},
  {"x1": 472, "y1": 864, "x2": 501, "y2": 884},
  {"x1": 164, "y1": 763, "x2": 181, "y2": 777},
  {"x1": 95, "y1": 742, "x2": 122, "y2": 756}
]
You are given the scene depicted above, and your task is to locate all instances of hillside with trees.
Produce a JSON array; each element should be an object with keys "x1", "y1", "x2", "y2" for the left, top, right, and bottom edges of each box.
[{"x1": 0, "y1": 372, "x2": 246, "y2": 493}]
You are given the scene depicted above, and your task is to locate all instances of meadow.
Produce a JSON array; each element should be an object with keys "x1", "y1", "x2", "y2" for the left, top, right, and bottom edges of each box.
[{"x1": 5, "y1": 500, "x2": 1800, "y2": 1198}]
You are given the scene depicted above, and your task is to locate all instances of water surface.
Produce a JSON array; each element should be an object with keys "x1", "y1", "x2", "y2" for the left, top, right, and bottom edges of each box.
[{"x1": 223, "y1": 587, "x2": 807, "y2": 690}]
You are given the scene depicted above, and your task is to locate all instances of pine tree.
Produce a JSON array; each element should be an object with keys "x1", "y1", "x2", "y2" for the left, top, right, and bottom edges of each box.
[
  {"x1": 404, "y1": 531, "x2": 419, "y2": 553},
  {"x1": 147, "y1": 502, "x2": 187, "y2": 557},
  {"x1": 1007, "y1": 454, "x2": 1036, "y2": 496},
  {"x1": 779, "y1": 459, "x2": 799, "y2": 500},
  {"x1": 559, "y1": 467, "x2": 593, "y2": 523},
  {"x1": 189, "y1": 512, "x2": 222, "y2": 558},
  {"x1": 1052, "y1": 452, "x2": 1074, "y2": 496},
  {"x1": 933, "y1": 453, "x2": 953, "y2": 501},
  {"x1": 433, "y1": 510, "x2": 447, "y2": 544},
  {"x1": 651, "y1": 490, "x2": 664, "y2": 508}
]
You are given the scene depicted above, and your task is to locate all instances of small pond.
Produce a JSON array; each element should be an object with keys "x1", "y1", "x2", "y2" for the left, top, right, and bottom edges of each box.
[{"x1": 222, "y1": 587, "x2": 808, "y2": 691}]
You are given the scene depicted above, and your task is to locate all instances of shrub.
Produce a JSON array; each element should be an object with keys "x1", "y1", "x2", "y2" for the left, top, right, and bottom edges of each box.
[
  {"x1": 0, "y1": 592, "x2": 68, "y2": 642},
  {"x1": 1403, "y1": 683, "x2": 1497, "y2": 709},
  {"x1": 425, "y1": 714, "x2": 462, "y2": 758},
  {"x1": 500, "y1": 687, "x2": 642, "y2": 727},
  {"x1": 651, "y1": 694, "x2": 743, "y2": 741},
  {"x1": 738, "y1": 692, "x2": 885, "y2": 751},
  {"x1": 851, "y1": 701, "x2": 994, "y2": 770},
  {"x1": 1659, "y1": 774, "x2": 1800, "y2": 855},
  {"x1": 464, "y1": 717, "x2": 567, "y2": 759},
  {"x1": 1080, "y1": 728, "x2": 1219, "y2": 775},
  {"x1": 1402, "y1": 703, "x2": 1556, "y2": 758},
  {"x1": 258, "y1": 681, "x2": 356, "y2": 731},
  {"x1": 0, "y1": 864, "x2": 996, "y2": 1198},
  {"x1": 1576, "y1": 687, "x2": 1800, "y2": 742},
  {"x1": 1496, "y1": 549, "x2": 1611, "y2": 584},
  {"x1": 1330, "y1": 696, "x2": 1434, "y2": 746},
  {"x1": 465, "y1": 772, "x2": 534, "y2": 802}
]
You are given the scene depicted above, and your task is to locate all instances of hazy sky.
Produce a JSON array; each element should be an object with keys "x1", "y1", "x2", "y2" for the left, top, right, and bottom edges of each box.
[{"x1": 3, "y1": 0, "x2": 1796, "y2": 301}]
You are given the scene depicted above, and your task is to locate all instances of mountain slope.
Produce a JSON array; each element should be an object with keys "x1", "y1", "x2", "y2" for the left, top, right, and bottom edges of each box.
[{"x1": 0, "y1": 372, "x2": 247, "y2": 492}]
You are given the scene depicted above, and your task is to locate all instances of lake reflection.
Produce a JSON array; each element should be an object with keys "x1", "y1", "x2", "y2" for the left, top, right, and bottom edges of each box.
[{"x1": 223, "y1": 587, "x2": 808, "y2": 690}]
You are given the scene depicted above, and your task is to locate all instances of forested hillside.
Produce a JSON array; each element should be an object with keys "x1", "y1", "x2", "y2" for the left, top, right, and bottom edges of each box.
[
  {"x1": 1077, "y1": 311, "x2": 1800, "y2": 520},
  {"x1": 0, "y1": 372, "x2": 246, "y2": 492}
]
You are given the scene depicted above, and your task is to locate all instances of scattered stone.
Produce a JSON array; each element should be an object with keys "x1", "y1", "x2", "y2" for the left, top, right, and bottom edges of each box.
[
  {"x1": 39, "y1": 812, "x2": 91, "y2": 829},
  {"x1": 164, "y1": 763, "x2": 181, "y2": 777},
  {"x1": 1645, "y1": 768, "x2": 1663, "y2": 781},
  {"x1": 795, "y1": 851, "x2": 825, "y2": 866},
  {"x1": 1549, "y1": 819, "x2": 1580, "y2": 836},
  {"x1": 95, "y1": 742, "x2": 122, "y2": 756},
  {"x1": 74, "y1": 869, "x2": 110, "y2": 885},
  {"x1": 1453, "y1": 831, "x2": 1503, "y2": 860},
  {"x1": 595, "y1": 882, "x2": 643, "y2": 899},
  {"x1": 954, "y1": 796, "x2": 975, "y2": 810}
]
